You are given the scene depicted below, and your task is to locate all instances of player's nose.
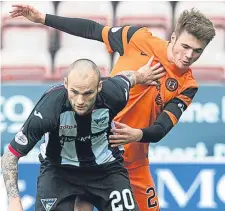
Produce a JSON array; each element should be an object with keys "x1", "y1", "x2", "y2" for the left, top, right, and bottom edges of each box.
[
  {"x1": 185, "y1": 49, "x2": 194, "y2": 60},
  {"x1": 76, "y1": 95, "x2": 85, "y2": 105}
]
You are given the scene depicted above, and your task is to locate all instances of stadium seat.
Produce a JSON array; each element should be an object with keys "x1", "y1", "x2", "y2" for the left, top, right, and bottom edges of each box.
[
  {"x1": 57, "y1": 1, "x2": 113, "y2": 25},
  {"x1": 2, "y1": 26, "x2": 50, "y2": 51},
  {"x1": 115, "y1": 1, "x2": 173, "y2": 39},
  {"x1": 57, "y1": 1, "x2": 113, "y2": 49},
  {"x1": 54, "y1": 47, "x2": 111, "y2": 80},
  {"x1": 1, "y1": 1, "x2": 55, "y2": 50},
  {"x1": 175, "y1": 1, "x2": 225, "y2": 51},
  {"x1": 191, "y1": 51, "x2": 225, "y2": 83},
  {"x1": 1, "y1": 49, "x2": 52, "y2": 81}
]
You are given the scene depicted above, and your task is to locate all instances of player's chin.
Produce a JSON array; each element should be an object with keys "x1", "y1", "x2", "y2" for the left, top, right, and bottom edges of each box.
[
  {"x1": 177, "y1": 62, "x2": 190, "y2": 70},
  {"x1": 75, "y1": 109, "x2": 88, "y2": 116}
]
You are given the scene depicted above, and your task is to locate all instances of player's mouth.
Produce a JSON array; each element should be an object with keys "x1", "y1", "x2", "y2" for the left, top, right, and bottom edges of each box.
[
  {"x1": 76, "y1": 106, "x2": 86, "y2": 110},
  {"x1": 182, "y1": 60, "x2": 190, "y2": 66}
]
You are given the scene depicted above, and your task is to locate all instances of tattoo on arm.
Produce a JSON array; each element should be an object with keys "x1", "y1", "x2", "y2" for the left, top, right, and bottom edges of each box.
[
  {"x1": 118, "y1": 71, "x2": 137, "y2": 87},
  {"x1": 1, "y1": 148, "x2": 20, "y2": 200}
]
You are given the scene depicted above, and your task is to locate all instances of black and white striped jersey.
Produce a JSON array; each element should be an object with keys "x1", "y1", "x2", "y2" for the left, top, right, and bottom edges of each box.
[{"x1": 9, "y1": 76, "x2": 131, "y2": 167}]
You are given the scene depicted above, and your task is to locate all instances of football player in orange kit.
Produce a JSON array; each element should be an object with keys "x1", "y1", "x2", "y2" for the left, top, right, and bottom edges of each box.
[{"x1": 10, "y1": 5, "x2": 215, "y2": 211}]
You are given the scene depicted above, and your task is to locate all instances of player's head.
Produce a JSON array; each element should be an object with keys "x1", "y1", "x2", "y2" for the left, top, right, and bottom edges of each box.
[
  {"x1": 64, "y1": 59, "x2": 102, "y2": 116},
  {"x1": 170, "y1": 8, "x2": 215, "y2": 70}
]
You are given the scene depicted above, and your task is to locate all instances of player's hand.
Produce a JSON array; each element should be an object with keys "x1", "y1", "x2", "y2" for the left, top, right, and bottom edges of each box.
[
  {"x1": 109, "y1": 122, "x2": 143, "y2": 147},
  {"x1": 137, "y1": 56, "x2": 165, "y2": 85},
  {"x1": 9, "y1": 4, "x2": 45, "y2": 24},
  {"x1": 8, "y1": 197, "x2": 23, "y2": 211}
]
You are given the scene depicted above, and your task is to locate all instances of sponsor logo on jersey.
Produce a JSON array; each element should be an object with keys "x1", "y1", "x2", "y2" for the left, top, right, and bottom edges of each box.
[
  {"x1": 59, "y1": 125, "x2": 77, "y2": 129},
  {"x1": 140, "y1": 51, "x2": 148, "y2": 56},
  {"x1": 178, "y1": 103, "x2": 185, "y2": 113},
  {"x1": 94, "y1": 116, "x2": 107, "y2": 125},
  {"x1": 111, "y1": 27, "x2": 122, "y2": 33},
  {"x1": 15, "y1": 131, "x2": 28, "y2": 145}
]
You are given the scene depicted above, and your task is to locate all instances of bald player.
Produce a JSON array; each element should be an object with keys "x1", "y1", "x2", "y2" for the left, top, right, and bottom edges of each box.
[{"x1": 1, "y1": 58, "x2": 165, "y2": 211}]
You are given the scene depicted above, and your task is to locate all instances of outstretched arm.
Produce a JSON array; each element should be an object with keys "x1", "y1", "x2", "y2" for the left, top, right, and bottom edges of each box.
[
  {"x1": 9, "y1": 4, "x2": 148, "y2": 56},
  {"x1": 10, "y1": 4, "x2": 104, "y2": 41}
]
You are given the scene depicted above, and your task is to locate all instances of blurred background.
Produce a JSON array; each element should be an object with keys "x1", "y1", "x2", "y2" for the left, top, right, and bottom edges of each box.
[{"x1": 0, "y1": 1, "x2": 225, "y2": 211}]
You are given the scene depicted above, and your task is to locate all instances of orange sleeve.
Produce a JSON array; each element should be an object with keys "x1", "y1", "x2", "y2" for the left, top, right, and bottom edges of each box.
[
  {"x1": 128, "y1": 27, "x2": 152, "y2": 49},
  {"x1": 102, "y1": 26, "x2": 113, "y2": 53},
  {"x1": 101, "y1": 26, "x2": 147, "y2": 55}
]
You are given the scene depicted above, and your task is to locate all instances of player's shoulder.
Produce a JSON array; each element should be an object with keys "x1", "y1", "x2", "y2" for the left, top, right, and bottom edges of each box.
[
  {"x1": 36, "y1": 84, "x2": 67, "y2": 111},
  {"x1": 98, "y1": 76, "x2": 129, "y2": 111},
  {"x1": 44, "y1": 84, "x2": 65, "y2": 94},
  {"x1": 127, "y1": 26, "x2": 152, "y2": 41}
]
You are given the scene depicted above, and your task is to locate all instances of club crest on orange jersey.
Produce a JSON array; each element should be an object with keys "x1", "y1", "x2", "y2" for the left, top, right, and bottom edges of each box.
[{"x1": 166, "y1": 78, "x2": 178, "y2": 92}]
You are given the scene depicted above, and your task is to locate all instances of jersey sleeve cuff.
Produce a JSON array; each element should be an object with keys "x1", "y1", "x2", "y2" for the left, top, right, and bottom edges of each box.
[
  {"x1": 102, "y1": 26, "x2": 113, "y2": 53},
  {"x1": 139, "y1": 128, "x2": 151, "y2": 143},
  {"x1": 8, "y1": 144, "x2": 22, "y2": 158}
]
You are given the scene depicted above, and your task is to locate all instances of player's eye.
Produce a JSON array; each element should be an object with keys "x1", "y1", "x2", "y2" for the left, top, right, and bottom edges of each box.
[
  {"x1": 83, "y1": 92, "x2": 93, "y2": 96},
  {"x1": 71, "y1": 90, "x2": 79, "y2": 95},
  {"x1": 182, "y1": 44, "x2": 189, "y2": 49},
  {"x1": 194, "y1": 49, "x2": 203, "y2": 54}
]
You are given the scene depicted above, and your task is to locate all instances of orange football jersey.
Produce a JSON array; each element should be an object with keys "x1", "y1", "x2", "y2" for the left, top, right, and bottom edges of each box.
[{"x1": 102, "y1": 26, "x2": 198, "y2": 168}]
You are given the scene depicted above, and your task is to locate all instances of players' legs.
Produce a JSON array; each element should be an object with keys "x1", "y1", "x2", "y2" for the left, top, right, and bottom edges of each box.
[
  {"x1": 128, "y1": 165, "x2": 160, "y2": 211},
  {"x1": 86, "y1": 159, "x2": 139, "y2": 211},
  {"x1": 74, "y1": 196, "x2": 94, "y2": 211},
  {"x1": 35, "y1": 159, "x2": 83, "y2": 211}
]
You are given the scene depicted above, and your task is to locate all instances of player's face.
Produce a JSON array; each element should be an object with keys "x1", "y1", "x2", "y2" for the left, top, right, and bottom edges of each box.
[
  {"x1": 171, "y1": 30, "x2": 208, "y2": 70},
  {"x1": 64, "y1": 72, "x2": 102, "y2": 116}
]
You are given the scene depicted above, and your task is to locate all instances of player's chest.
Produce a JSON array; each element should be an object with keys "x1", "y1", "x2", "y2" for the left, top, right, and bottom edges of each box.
[
  {"x1": 59, "y1": 109, "x2": 110, "y2": 137},
  {"x1": 151, "y1": 73, "x2": 182, "y2": 112}
]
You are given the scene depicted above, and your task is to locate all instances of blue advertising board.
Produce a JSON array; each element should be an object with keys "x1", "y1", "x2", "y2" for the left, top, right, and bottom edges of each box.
[
  {"x1": 1, "y1": 162, "x2": 224, "y2": 211},
  {"x1": 1, "y1": 84, "x2": 57, "y2": 154},
  {"x1": 1, "y1": 84, "x2": 224, "y2": 158},
  {"x1": 1, "y1": 84, "x2": 225, "y2": 210}
]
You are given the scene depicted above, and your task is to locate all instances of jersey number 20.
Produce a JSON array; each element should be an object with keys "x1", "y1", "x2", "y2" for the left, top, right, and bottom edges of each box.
[{"x1": 110, "y1": 189, "x2": 135, "y2": 211}]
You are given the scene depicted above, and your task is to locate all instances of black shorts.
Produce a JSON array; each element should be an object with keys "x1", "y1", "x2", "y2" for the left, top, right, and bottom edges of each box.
[{"x1": 36, "y1": 158, "x2": 139, "y2": 211}]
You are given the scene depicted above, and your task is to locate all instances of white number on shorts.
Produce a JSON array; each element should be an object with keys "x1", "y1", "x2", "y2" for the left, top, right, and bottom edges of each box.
[{"x1": 109, "y1": 189, "x2": 135, "y2": 211}]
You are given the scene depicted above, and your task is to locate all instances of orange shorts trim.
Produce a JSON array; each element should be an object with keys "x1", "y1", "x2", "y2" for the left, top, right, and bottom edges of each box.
[{"x1": 127, "y1": 165, "x2": 160, "y2": 211}]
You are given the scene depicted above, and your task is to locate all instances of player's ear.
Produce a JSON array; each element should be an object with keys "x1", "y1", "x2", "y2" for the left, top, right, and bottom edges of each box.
[
  {"x1": 171, "y1": 32, "x2": 176, "y2": 44},
  {"x1": 64, "y1": 77, "x2": 68, "y2": 89},
  {"x1": 98, "y1": 81, "x2": 102, "y2": 93}
]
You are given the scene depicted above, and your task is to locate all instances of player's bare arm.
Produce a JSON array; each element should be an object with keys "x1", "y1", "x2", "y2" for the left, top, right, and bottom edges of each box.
[
  {"x1": 1, "y1": 148, "x2": 23, "y2": 211},
  {"x1": 118, "y1": 56, "x2": 165, "y2": 87}
]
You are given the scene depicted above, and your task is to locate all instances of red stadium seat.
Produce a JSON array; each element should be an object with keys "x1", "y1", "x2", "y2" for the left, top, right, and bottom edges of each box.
[
  {"x1": 1, "y1": 49, "x2": 52, "y2": 81},
  {"x1": 54, "y1": 47, "x2": 111, "y2": 80},
  {"x1": 1, "y1": 1, "x2": 55, "y2": 51},
  {"x1": 115, "y1": 1, "x2": 173, "y2": 40},
  {"x1": 2, "y1": 26, "x2": 50, "y2": 51},
  {"x1": 57, "y1": 1, "x2": 113, "y2": 49},
  {"x1": 191, "y1": 51, "x2": 225, "y2": 83}
]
